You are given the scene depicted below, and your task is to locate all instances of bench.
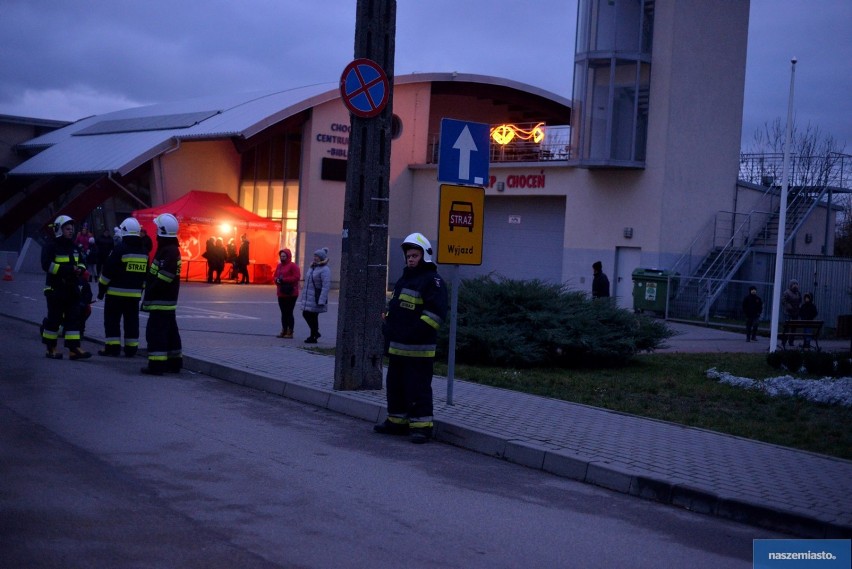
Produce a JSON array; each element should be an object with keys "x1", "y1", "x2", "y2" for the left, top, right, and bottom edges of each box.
[{"x1": 780, "y1": 320, "x2": 823, "y2": 350}]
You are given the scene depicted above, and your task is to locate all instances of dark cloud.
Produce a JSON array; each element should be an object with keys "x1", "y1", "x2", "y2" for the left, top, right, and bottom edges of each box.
[{"x1": 0, "y1": 0, "x2": 848, "y2": 149}]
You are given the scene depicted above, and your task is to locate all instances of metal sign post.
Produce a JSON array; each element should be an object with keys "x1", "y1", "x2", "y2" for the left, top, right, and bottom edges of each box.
[{"x1": 437, "y1": 184, "x2": 485, "y2": 405}]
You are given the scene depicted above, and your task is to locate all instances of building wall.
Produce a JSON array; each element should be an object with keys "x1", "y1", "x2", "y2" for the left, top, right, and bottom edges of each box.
[
  {"x1": 157, "y1": 140, "x2": 241, "y2": 204},
  {"x1": 297, "y1": 102, "x2": 350, "y2": 278},
  {"x1": 649, "y1": 0, "x2": 750, "y2": 260}
]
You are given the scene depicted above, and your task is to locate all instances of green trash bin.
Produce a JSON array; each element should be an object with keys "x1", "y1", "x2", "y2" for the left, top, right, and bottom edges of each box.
[{"x1": 632, "y1": 268, "x2": 678, "y2": 314}]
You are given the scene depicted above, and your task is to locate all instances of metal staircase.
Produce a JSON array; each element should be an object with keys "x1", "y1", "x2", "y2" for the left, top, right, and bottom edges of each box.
[{"x1": 668, "y1": 152, "x2": 848, "y2": 319}]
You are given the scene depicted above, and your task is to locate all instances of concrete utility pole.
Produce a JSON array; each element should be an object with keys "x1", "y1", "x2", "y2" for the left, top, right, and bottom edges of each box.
[{"x1": 334, "y1": 0, "x2": 396, "y2": 390}]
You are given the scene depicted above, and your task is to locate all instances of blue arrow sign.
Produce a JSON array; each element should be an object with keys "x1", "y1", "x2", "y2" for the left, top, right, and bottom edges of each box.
[{"x1": 438, "y1": 118, "x2": 490, "y2": 186}]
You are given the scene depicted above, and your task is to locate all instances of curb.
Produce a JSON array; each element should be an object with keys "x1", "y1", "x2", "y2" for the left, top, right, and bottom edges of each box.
[{"x1": 182, "y1": 353, "x2": 851, "y2": 539}]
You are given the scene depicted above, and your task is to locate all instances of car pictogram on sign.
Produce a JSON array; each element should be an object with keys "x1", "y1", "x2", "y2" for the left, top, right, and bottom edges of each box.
[{"x1": 449, "y1": 201, "x2": 474, "y2": 232}]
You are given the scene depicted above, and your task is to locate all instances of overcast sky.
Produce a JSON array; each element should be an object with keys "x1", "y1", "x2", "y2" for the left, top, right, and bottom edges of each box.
[{"x1": 1, "y1": 0, "x2": 849, "y2": 150}]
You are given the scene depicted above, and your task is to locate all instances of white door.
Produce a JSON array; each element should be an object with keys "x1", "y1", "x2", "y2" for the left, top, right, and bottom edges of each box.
[{"x1": 614, "y1": 246, "x2": 641, "y2": 310}]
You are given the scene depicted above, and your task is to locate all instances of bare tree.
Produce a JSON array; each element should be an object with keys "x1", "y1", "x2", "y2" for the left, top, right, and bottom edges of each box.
[
  {"x1": 743, "y1": 119, "x2": 846, "y2": 188},
  {"x1": 740, "y1": 119, "x2": 852, "y2": 257}
]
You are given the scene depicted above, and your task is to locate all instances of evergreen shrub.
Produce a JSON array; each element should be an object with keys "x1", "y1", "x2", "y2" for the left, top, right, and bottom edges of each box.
[{"x1": 436, "y1": 275, "x2": 673, "y2": 368}]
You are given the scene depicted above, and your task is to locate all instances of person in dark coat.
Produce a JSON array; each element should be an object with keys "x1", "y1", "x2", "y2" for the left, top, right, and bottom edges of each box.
[
  {"x1": 799, "y1": 292, "x2": 818, "y2": 349},
  {"x1": 374, "y1": 233, "x2": 448, "y2": 444},
  {"x1": 592, "y1": 261, "x2": 610, "y2": 298},
  {"x1": 41, "y1": 215, "x2": 91, "y2": 360},
  {"x1": 226, "y1": 238, "x2": 238, "y2": 280},
  {"x1": 742, "y1": 285, "x2": 763, "y2": 342},
  {"x1": 236, "y1": 233, "x2": 250, "y2": 284},
  {"x1": 781, "y1": 279, "x2": 802, "y2": 347},
  {"x1": 95, "y1": 228, "x2": 114, "y2": 280},
  {"x1": 204, "y1": 237, "x2": 216, "y2": 283},
  {"x1": 139, "y1": 227, "x2": 153, "y2": 256},
  {"x1": 213, "y1": 237, "x2": 227, "y2": 283}
]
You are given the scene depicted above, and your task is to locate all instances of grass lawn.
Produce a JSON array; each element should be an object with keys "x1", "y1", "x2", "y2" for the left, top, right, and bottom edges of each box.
[{"x1": 432, "y1": 353, "x2": 852, "y2": 460}]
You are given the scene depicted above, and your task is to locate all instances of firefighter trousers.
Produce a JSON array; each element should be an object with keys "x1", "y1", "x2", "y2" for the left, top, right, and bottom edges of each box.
[
  {"x1": 103, "y1": 295, "x2": 141, "y2": 355},
  {"x1": 385, "y1": 354, "x2": 434, "y2": 426},
  {"x1": 145, "y1": 310, "x2": 182, "y2": 372},
  {"x1": 42, "y1": 287, "x2": 82, "y2": 350}
]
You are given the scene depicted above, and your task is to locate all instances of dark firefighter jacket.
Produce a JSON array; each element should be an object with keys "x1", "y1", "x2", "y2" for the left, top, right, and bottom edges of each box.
[
  {"x1": 98, "y1": 236, "x2": 148, "y2": 299},
  {"x1": 384, "y1": 261, "x2": 448, "y2": 358},
  {"x1": 141, "y1": 238, "x2": 181, "y2": 312},
  {"x1": 41, "y1": 236, "x2": 85, "y2": 293}
]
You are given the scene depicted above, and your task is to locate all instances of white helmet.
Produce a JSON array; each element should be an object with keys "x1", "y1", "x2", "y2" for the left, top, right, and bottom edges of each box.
[
  {"x1": 119, "y1": 217, "x2": 141, "y2": 237},
  {"x1": 52, "y1": 215, "x2": 74, "y2": 238},
  {"x1": 401, "y1": 232, "x2": 433, "y2": 264},
  {"x1": 153, "y1": 213, "x2": 179, "y2": 237}
]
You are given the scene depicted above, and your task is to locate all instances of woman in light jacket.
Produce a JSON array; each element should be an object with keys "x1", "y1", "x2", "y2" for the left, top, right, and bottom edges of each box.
[{"x1": 301, "y1": 247, "x2": 331, "y2": 344}]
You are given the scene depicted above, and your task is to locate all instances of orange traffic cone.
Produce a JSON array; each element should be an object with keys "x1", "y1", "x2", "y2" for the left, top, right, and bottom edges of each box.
[{"x1": 2, "y1": 265, "x2": 12, "y2": 281}]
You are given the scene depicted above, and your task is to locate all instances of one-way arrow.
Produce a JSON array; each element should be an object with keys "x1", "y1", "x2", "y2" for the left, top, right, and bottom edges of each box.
[{"x1": 453, "y1": 125, "x2": 478, "y2": 181}]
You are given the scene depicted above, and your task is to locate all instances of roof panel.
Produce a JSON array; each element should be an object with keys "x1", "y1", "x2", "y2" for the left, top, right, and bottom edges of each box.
[
  {"x1": 10, "y1": 74, "x2": 571, "y2": 177},
  {"x1": 10, "y1": 131, "x2": 176, "y2": 176},
  {"x1": 73, "y1": 111, "x2": 221, "y2": 136}
]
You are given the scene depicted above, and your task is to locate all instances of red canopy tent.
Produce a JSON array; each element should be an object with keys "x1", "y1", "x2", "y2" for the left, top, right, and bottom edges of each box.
[{"x1": 133, "y1": 190, "x2": 282, "y2": 283}]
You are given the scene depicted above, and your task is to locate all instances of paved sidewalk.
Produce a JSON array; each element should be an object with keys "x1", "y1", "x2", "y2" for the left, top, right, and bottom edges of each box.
[{"x1": 2, "y1": 273, "x2": 850, "y2": 538}]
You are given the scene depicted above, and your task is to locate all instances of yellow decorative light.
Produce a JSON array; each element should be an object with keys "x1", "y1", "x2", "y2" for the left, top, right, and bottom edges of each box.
[{"x1": 490, "y1": 122, "x2": 546, "y2": 146}]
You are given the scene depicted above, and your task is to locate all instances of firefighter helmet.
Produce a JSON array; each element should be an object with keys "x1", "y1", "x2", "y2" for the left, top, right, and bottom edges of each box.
[
  {"x1": 52, "y1": 215, "x2": 74, "y2": 238},
  {"x1": 153, "y1": 213, "x2": 179, "y2": 237},
  {"x1": 119, "y1": 217, "x2": 141, "y2": 237},
  {"x1": 401, "y1": 232, "x2": 433, "y2": 263}
]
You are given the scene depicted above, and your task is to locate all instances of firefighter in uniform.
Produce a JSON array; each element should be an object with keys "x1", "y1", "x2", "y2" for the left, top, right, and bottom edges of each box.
[
  {"x1": 374, "y1": 233, "x2": 448, "y2": 443},
  {"x1": 97, "y1": 217, "x2": 149, "y2": 357},
  {"x1": 41, "y1": 215, "x2": 92, "y2": 360},
  {"x1": 140, "y1": 213, "x2": 183, "y2": 375}
]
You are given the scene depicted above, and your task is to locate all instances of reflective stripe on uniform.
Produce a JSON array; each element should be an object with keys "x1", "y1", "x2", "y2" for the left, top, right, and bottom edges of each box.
[
  {"x1": 409, "y1": 417, "x2": 433, "y2": 429},
  {"x1": 421, "y1": 310, "x2": 442, "y2": 330},
  {"x1": 141, "y1": 302, "x2": 177, "y2": 311},
  {"x1": 387, "y1": 414, "x2": 409, "y2": 425},
  {"x1": 388, "y1": 341, "x2": 436, "y2": 358},
  {"x1": 106, "y1": 287, "x2": 143, "y2": 298},
  {"x1": 398, "y1": 288, "x2": 423, "y2": 306}
]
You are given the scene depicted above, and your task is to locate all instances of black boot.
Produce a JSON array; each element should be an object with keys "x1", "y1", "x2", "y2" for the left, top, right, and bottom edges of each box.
[
  {"x1": 98, "y1": 345, "x2": 121, "y2": 357},
  {"x1": 409, "y1": 427, "x2": 432, "y2": 444},
  {"x1": 374, "y1": 419, "x2": 409, "y2": 436}
]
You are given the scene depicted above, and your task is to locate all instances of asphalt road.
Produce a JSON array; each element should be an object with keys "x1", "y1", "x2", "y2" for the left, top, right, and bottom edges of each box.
[{"x1": 0, "y1": 315, "x2": 782, "y2": 569}]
